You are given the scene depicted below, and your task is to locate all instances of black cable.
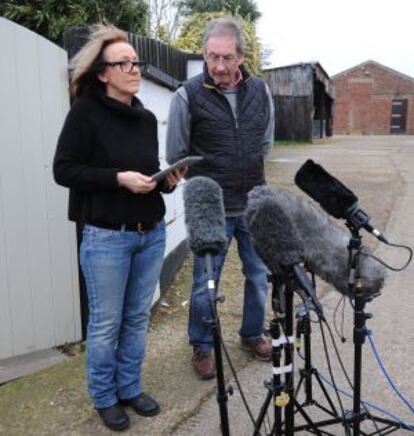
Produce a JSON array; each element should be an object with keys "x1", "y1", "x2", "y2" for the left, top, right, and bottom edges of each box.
[
  {"x1": 323, "y1": 319, "x2": 353, "y2": 391},
  {"x1": 325, "y1": 310, "x2": 383, "y2": 434},
  {"x1": 318, "y1": 319, "x2": 352, "y2": 436},
  {"x1": 333, "y1": 295, "x2": 347, "y2": 343},
  {"x1": 297, "y1": 310, "x2": 384, "y2": 435},
  {"x1": 361, "y1": 241, "x2": 412, "y2": 272},
  {"x1": 293, "y1": 288, "x2": 350, "y2": 434}
]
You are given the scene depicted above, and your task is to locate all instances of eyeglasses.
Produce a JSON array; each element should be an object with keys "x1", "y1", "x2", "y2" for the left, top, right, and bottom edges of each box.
[
  {"x1": 102, "y1": 60, "x2": 146, "y2": 73},
  {"x1": 205, "y1": 53, "x2": 238, "y2": 65}
]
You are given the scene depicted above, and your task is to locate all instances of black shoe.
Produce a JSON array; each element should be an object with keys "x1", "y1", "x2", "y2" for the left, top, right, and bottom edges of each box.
[
  {"x1": 119, "y1": 393, "x2": 160, "y2": 417},
  {"x1": 96, "y1": 403, "x2": 130, "y2": 431}
]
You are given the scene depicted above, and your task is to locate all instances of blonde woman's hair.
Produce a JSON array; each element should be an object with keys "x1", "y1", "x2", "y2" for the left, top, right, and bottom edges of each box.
[{"x1": 70, "y1": 24, "x2": 129, "y2": 96}]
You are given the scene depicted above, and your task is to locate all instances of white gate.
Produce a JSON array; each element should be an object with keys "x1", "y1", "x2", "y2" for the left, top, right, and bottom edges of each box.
[{"x1": 0, "y1": 18, "x2": 81, "y2": 359}]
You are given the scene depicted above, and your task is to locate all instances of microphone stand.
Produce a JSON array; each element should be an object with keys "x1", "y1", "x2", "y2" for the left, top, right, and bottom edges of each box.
[
  {"x1": 253, "y1": 273, "x2": 286, "y2": 436},
  {"x1": 296, "y1": 227, "x2": 410, "y2": 434},
  {"x1": 254, "y1": 230, "x2": 411, "y2": 435},
  {"x1": 345, "y1": 225, "x2": 409, "y2": 435},
  {"x1": 203, "y1": 251, "x2": 231, "y2": 436},
  {"x1": 293, "y1": 228, "x2": 411, "y2": 435},
  {"x1": 254, "y1": 272, "x2": 325, "y2": 436}
]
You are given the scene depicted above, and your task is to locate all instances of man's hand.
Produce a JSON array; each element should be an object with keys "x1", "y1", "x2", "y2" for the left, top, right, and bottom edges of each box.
[{"x1": 117, "y1": 171, "x2": 157, "y2": 194}]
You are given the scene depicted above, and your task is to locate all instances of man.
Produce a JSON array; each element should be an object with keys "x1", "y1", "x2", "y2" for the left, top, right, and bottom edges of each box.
[{"x1": 166, "y1": 17, "x2": 275, "y2": 380}]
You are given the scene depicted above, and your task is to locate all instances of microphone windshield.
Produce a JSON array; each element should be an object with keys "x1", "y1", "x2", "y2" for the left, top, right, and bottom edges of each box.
[
  {"x1": 246, "y1": 188, "x2": 305, "y2": 274},
  {"x1": 251, "y1": 186, "x2": 386, "y2": 297},
  {"x1": 183, "y1": 176, "x2": 227, "y2": 256},
  {"x1": 295, "y1": 159, "x2": 357, "y2": 219}
]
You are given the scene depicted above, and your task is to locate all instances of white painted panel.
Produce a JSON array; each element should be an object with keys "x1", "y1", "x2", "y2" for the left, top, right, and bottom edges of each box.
[
  {"x1": 0, "y1": 19, "x2": 36, "y2": 356},
  {"x1": 39, "y1": 47, "x2": 80, "y2": 345},
  {"x1": 0, "y1": 19, "x2": 15, "y2": 359},
  {"x1": 0, "y1": 179, "x2": 13, "y2": 359},
  {"x1": 139, "y1": 79, "x2": 172, "y2": 123},
  {"x1": 38, "y1": 36, "x2": 80, "y2": 346},
  {"x1": 15, "y1": 24, "x2": 56, "y2": 353},
  {"x1": 60, "y1": 49, "x2": 82, "y2": 344},
  {"x1": 164, "y1": 184, "x2": 186, "y2": 256},
  {"x1": 187, "y1": 60, "x2": 203, "y2": 79},
  {"x1": 0, "y1": 18, "x2": 81, "y2": 359},
  {"x1": 158, "y1": 123, "x2": 167, "y2": 160},
  {"x1": 163, "y1": 191, "x2": 175, "y2": 225},
  {"x1": 165, "y1": 218, "x2": 187, "y2": 257},
  {"x1": 174, "y1": 183, "x2": 185, "y2": 218},
  {"x1": 138, "y1": 80, "x2": 187, "y2": 257}
]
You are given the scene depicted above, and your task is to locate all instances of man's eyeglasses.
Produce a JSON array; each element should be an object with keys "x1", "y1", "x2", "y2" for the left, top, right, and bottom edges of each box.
[
  {"x1": 205, "y1": 53, "x2": 238, "y2": 65},
  {"x1": 102, "y1": 60, "x2": 146, "y2": 73}
]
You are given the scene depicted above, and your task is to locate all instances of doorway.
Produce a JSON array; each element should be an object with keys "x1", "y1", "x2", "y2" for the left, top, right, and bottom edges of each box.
[{"x1": 390, "y1": 98, "x2": 407, "y2": 133}]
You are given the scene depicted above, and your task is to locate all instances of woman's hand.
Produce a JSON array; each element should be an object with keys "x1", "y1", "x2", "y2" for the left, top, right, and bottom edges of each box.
[
  {"x1": 164, "y1": 167, "x2": 188, "y2": 189},
  {"x1": 117, "y1": 171, "x2": 157, "y2": 194}
]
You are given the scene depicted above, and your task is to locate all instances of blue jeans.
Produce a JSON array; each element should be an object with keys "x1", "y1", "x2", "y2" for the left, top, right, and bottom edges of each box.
[
  {"x1": 80, "y1": 221, "x2": 166, "y2": 409},
  {"x1": 188, "y1": 216, "x2": 269, "y2": 352}
]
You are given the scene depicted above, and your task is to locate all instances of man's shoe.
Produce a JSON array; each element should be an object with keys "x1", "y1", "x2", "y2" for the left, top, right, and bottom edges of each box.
[
  {"x1": 241, "y1": 337, "x2": 272, "y2": 361},
  {"x1": 192, "y1": 349, "x2": 216, "y2": 380},
  {"x1": 96, "y1": 404, "x2": 130, "y2": 431},
  {"x1": 119, "y1": 393, "x2": 160, "y2": 417}
]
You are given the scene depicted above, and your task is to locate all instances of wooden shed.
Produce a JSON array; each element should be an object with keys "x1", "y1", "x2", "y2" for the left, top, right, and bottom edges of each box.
[{"x1": 263, "y1": 62, "x2": 334, "y2": 141}]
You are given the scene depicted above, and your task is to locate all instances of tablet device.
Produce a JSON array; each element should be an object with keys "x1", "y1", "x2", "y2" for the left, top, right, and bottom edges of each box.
[{"x1": 151, "y1": 156, "x2": 203, "y2": 182}]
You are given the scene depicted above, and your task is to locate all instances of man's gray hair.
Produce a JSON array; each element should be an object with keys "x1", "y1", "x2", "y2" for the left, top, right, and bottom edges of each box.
[{"x1": 203, "y1": 17, "x2": 245, "y2": 55}]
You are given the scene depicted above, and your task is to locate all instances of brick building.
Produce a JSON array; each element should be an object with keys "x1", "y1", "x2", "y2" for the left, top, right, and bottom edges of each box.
[{"x1": 332, "y1": 60, "x2": 414, "y2": 134}]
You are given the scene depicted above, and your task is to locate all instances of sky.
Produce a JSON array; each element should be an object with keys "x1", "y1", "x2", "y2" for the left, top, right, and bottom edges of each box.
[{"x1": 255, "y1": 0, "x2": 414, "y2": 78}]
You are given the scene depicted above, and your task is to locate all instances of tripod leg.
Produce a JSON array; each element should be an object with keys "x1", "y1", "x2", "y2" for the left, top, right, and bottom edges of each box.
[
  {"x1": 271, "y1": 319, "x2": 284, "y2": 436},
  {"x1": 204, "y1": 253, "x2": 230, "y2": 436},
  {"x1": 313, "y1": 370, "x2": 339, "y2": 417},
  {"x1": 211, "y1": 319, "x2": 230, "y2": 436},
  {"x1": 292, "y1": 397, "x2": 324, "y2": 436},
  {"x1": 284, "y1": 282, "x2": 295, "y2": 436},
  {"x1": 253, "y1": 387, "x2": 273, "y2": 436}
]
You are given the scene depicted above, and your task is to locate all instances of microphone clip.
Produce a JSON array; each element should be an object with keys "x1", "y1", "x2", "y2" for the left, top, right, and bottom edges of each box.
[{"x1": 346, "y1": 204, "x2": 371, "y2": 230}]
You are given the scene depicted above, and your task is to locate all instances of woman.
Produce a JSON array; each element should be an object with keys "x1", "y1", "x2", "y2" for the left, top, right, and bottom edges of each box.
[{"x1": 53, "y1": 25, "x2": 183, "y2": 431}]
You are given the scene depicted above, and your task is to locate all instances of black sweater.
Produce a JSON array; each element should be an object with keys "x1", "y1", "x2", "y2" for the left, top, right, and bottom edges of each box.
[{"x1": 53, "y1": 90, "x2": 166, "y2": 224}]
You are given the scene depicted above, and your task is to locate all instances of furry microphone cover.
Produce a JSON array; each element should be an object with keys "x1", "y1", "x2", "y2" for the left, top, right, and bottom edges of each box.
[
  {"x1": 247, "y1": 186, "x2": 386, "y2": 297},
  {"x1": 246, "y1": 194, "x2": 305, "y2": 275},
  {"x1": 183, "y1": 176, "x2": 227, "y2": 256},
  {"x1": 295, "y1": 159, "x2": 358, "y2": 219}
]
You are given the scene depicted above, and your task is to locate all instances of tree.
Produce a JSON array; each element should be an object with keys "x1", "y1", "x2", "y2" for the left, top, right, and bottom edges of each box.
[
  {"x1": 179, "y1": 0, "x2": 261, "y2": 22},
  {"x1": 0, "y1": 0, "x2": 149, "y2": 45},
  {"x1": 149, "y1": 0, "x2": 186, "y2": 43},
  {"x1": 174, "y1": 12, "x2": 262, "y2": 75}
]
